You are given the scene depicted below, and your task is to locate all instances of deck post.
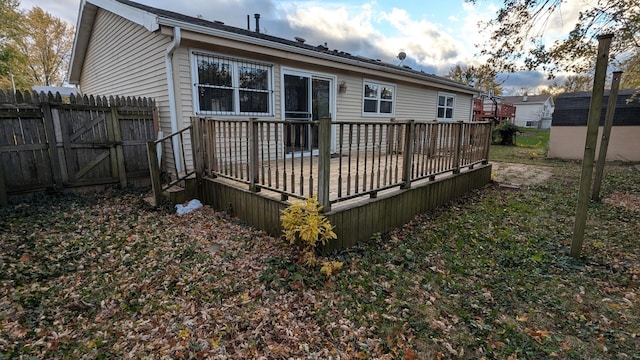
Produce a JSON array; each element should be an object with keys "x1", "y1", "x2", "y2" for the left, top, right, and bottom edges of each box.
[
  {"x1": 453, "y1": 121, "x2": 463, "y2": 174},
  {"x1": 146, "y1": 141, "x2": 163, "y2": 207},
  {"x1": 249, "y1": 117, "x2": 260, "y2": 192},
  {"x1": 191, "y1": 117, "x2": 203, "y2": 182},
  {"x1": 482, "y1": 121, "x2": 492, "y2": 164},
  {"x1": 318, "y1": 116, "x2": 332, "y2": 212},
  {"x1": 401, "y1": 120, "x2": 415, "y2": 189},
  {"x1": 592, "y1": 70, "x2": 623, "y2": 201}
]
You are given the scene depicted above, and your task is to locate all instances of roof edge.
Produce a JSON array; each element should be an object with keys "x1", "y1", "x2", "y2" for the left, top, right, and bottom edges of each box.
[
  {"x1": 158, "y1": 18, "x2": 477, "y2": 95},
  {"x1": 68, "y1": 0, "x2": 160, "y2": 83}
]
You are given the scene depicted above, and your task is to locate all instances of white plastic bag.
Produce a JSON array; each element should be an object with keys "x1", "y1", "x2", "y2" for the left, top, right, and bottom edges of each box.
[{"x1": 175, "y1": 199, "x2": 203, "y2": 215}]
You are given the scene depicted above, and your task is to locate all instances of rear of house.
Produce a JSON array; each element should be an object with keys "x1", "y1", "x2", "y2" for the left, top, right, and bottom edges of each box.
[
  {"x1": 69, "y1": 0, "x2": 479, "y2": 166},
  {"x1": 548, "y1": 89, "x2": 640, "y2": 161}
]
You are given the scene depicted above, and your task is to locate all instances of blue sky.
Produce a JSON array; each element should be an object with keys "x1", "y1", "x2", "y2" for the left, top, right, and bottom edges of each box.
[{"x1": 22, "y1": 0, "x2": 589, "y2": 94}]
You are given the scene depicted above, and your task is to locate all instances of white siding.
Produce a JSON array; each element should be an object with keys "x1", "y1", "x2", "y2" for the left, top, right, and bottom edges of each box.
[
  {"x1": 514, "y1": 103, "x2": 544, "y2": 127},
  {"x1": 79, "y1": 9, "x2": 172, "y2": 134}
]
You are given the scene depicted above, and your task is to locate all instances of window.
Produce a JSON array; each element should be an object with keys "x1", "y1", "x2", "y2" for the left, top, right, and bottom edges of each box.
[
  {"x1": 363, "y1": 80, "x2": 395, "y2": 115},
  {"x1": 437, "y1": 93, "x2": 455, "y2": 121},
  {"x1": 193, "y1": 52, "x2": 273, "y2": 115}
]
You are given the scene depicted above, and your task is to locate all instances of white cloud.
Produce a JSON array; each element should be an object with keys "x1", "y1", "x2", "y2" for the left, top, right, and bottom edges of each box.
[{"x1": 280, "y1": 2, "x2": 378, "y2": 41}]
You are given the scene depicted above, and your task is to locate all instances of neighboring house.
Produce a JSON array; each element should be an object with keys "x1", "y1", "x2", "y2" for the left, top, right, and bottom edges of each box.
[
  {"x1": 68, "y1": 0, "x2": 479, "y2": 167},
  {"x1": 32, "y1": 86, "x2": 78, "y2": 103},
  {"x1": 501, "y1": 94, "x2": 554, "y2": 129},
  {"x1": 548, "y1": 89, "x2": 640, "y2": 161}
]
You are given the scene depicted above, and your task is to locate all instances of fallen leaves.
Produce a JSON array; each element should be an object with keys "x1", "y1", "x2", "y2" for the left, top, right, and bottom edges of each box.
[
  {"x1": 2, "y1": 162, "x2": 639, "y2": 358},
  {"x1": 524, "y1": 328, "x2": 551, "y2": 343}
]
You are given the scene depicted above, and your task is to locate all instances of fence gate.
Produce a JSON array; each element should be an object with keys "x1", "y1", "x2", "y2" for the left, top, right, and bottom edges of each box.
[
  {"x1": 0, "y1": 90, "x2": 157, "y2": 202},
  {"x1": 59, "y1": 105, "x2": 125, "y2": 185}
]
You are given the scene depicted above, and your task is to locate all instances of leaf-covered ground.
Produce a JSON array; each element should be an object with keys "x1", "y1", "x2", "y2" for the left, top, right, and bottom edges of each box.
[{"x1": 1, "y1": 163, "x2": 639, "y2": 359}]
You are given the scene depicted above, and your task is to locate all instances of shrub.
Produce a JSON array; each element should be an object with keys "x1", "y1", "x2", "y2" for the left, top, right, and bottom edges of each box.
[
  {"x1": 492, "y1": 122, "x2": 520, "y2": 146},
  {"x1": 280, "y1": 197, "x2": 337, "y2": 266}
]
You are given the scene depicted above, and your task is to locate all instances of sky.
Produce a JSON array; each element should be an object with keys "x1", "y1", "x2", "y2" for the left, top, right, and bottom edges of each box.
[{"x1": 19, "y1": 0, "x2": 591, "y2": 94}]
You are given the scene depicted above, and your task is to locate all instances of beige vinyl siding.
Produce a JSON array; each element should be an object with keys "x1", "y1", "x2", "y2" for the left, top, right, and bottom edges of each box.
[
  {"x1": 79, "y1": 9, "x2": 171, "y2": 134},
  {"x1": 396, "y1": 85, "x2": 438, "y2": 121},
  {"x1": 454, "y1": 94, "x2": 472, "y2": 122}
]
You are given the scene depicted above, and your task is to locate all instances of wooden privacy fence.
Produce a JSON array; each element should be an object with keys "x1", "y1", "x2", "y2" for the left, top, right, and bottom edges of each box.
[
  {"x1": 0, "y1": 90, "x2": 157, "y2": 203},
  {"x1": 191, "y1": 116, "x2": 491, "y2": 211}
]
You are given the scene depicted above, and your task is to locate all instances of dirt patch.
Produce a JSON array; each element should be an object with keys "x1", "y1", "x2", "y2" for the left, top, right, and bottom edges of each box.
[
  {"x1": 491, "y1": 162, "x2": 553, "y2": 186},
  {"x1": 605, "y1": 192, "x2": 640, "y2": 212}
]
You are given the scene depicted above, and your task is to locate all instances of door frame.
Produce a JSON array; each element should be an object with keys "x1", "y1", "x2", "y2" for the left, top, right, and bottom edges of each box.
[{"x1": 281, "y1": 67, "x2": 337, "y2": 154}]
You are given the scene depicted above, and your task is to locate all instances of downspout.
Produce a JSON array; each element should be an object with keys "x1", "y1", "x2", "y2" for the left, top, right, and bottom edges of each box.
[{"x1": 165, "y1": 26, "x2": 182, "y2": 172}]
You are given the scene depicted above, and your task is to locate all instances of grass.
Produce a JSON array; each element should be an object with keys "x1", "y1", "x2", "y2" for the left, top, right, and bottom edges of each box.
[
  {"x1": 1, "y1": 136, "x2": 639, "y2": 358},
  {"x1": 490, "y1": 127, "x2": 553, "y2": 165}
]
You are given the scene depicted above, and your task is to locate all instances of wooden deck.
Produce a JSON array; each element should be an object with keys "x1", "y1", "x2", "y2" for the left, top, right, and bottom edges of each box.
[
  {"x1": 201, "y1": 158, "x2": 492, "y2": 250},
  {"x1": 153, "y1": 117, "x2": 493, "y2": 249}
]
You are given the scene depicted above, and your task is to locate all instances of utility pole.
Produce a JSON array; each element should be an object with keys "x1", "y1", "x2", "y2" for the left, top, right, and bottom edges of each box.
[
  {"x1": 570, "y1": 34, "x2": 613, "y2": 259},
  {"x1": 591, "y1": 71, "x2": 623, "y2": 201}
]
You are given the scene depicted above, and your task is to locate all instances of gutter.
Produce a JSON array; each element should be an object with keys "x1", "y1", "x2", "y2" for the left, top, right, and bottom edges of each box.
[{"x1": 165, "y1": 26, "x2": 182, "y2": 172}]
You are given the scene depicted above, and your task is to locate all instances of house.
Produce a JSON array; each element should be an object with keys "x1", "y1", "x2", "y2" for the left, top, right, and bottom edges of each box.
[
  {"x1": 32, "y1": 86, "x2": 78, "y2": 103},
  {"x1": 68, "y1": 0, "x2": 480, "y2": 166},
  {"x1": 472, "y1": 96, "x2": 516, "y2": 122},
  {"x1": 548, "y1": 89, "x2": 640, "y2": 161},
  {"x1": 501, "y1": 94, "x2": 554, "y2": 129}
]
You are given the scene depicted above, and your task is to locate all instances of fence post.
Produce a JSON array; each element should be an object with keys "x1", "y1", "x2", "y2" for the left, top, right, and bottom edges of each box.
[
  {"x1": 147, "y1": 141, "x2": 163, "y2": 207},
  {"x1": 0, "y1": 161, "x2": 7, "y2": 206},
  {"x1": 249, "y1": 118, "x2": 260, "y2": 192},
  {"x1": 453, "y1": 121, "x2": 463, "y2": 174},
  {"x1": 318, "y1": 116, "x2": 332, "y2": 212},
  {"x1": 51, "y1": 108, "x2": 70, "y2": 183},
  {"x1": 110, "y1": 104, "x2": 127, "y2": 187},
  {"x1": 401, "y1": 120, "x2": 415, "y2": 189},
  {"x1": 41, "y1": 102, "x2": 64, "y2": 188}
]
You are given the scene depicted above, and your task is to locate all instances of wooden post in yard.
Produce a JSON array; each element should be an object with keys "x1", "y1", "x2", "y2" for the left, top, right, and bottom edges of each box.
[
  {"x1": 318, "y1": 116, "x2": 332, "y2": 212},
  {"x1": 570, "y1": 34, "x2": 614, "y2": 258},
  {"x1": 147, "y1": 141, "x2": 163, "y2": 207},
  {"x1": 249, "y1": 118, "x2": 260, "y2": 192},
  {"x1": 592, "y1": 71, "x2": 623, "y2": 202}
]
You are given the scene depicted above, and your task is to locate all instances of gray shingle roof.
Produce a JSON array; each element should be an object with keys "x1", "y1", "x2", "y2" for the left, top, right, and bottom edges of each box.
[
  {"x1": 114, "y1": 0, "x2": 475, "y2": 92},
  {"x1": 552, "y1": 89, "x2": 640, "y2": 126}
]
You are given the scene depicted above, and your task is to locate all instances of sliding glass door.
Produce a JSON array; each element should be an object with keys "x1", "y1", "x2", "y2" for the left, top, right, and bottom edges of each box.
[{"x1": 283, "y1": 71, "x2": 332, "y2": 154}]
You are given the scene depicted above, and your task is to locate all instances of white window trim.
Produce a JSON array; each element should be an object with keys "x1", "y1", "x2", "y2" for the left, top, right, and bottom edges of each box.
[
  {"x1": 437, "y1": 92, "x2": 456, "y2": 122},
  {"x1": 362, "y1": 79, "x2": 396, "y2": 117},
  {"x1": 190, "y1": 50, "x2": 275, "y2": 117}
]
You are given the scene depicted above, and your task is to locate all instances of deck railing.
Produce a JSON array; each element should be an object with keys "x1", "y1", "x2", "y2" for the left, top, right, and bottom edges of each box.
[
  {"x1": 192, "y1": 117, "x2": 491, "y2": 211},
  {"x1": 147, "y1": 126, "x2": 195, "y2": 205}
]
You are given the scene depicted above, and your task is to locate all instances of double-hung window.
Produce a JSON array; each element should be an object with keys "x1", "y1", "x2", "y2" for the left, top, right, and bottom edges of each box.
[
  {"x1": 193, "y1": 52, "x2": 273, "y2": 116},
  {"x1": 363, "y1": 80, "x2": 395, "y2": 115},
  {"x1": 437, "y1": 93, "x2": 455, "y2": 121}
]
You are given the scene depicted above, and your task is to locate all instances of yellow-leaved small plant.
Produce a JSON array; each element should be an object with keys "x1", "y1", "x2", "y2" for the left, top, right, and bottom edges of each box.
[
  {"x1": 320, "y1": 261, "x2": 343, "y2": 277},
  {"x1": 280, "y1": 197, "x2": 337, "y2": 266}
]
